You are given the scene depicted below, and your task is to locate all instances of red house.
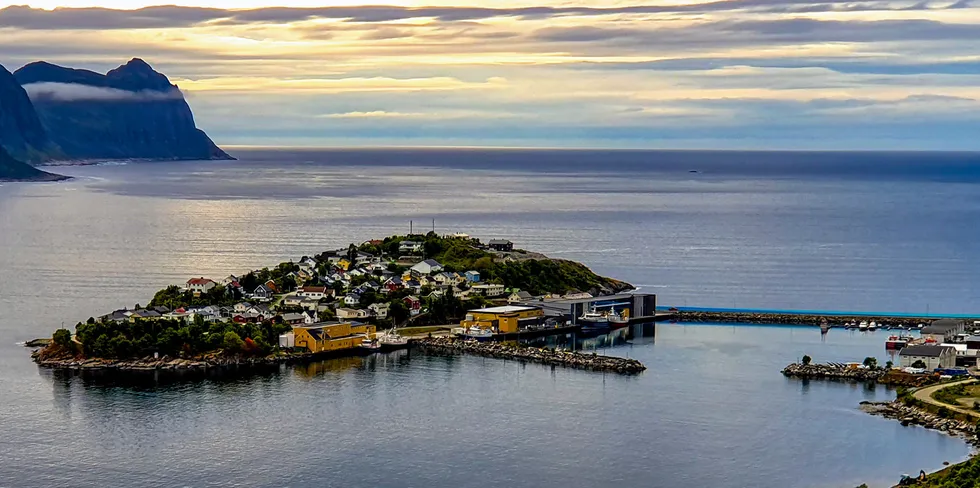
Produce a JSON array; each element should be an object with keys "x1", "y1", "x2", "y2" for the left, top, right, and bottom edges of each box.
[{"x1": 404, "y1": 295, "x2": 422, "y2": 315}]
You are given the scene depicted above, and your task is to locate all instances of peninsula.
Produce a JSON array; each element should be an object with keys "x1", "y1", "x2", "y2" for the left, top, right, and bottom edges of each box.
[{"x1": 31, "y1": 233, "x2": 637, "y2": 374}]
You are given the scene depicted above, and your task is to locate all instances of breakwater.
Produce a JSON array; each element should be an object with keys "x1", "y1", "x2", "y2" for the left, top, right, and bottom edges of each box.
[
  {"x1": 676, "y1": 310, "x2": 965, "y2": 327},
  {"x1": 782, "y1": 362, "x2": 887, "y2": 382},
  {"x1": 862, "y1": 401, "x2": 980, "y2": 447},
  {"x1": 413, "y1": 337, "x2": 646, "y2": 375}
]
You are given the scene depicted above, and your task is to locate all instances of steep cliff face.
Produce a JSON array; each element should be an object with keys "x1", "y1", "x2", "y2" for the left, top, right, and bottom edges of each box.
[
  {"x1": 0, "y1": 63, "x2": 56, "y2": 162},
  {"x1": 14, "y1": 59, "x2": 231, "y2": 161}
]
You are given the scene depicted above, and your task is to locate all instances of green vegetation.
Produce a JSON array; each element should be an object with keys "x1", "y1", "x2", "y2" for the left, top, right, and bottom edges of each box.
[
  {"x1": 63, "y1": 316, "x2": 291, "y2": 359},
  {"x1": 910, "y1": 456, "x2": 980, "y2": 487},
  {"x1": 932, "y1": 383, "x2": 972, "y2": 406},
  {"x1": 912, "y1": 359, "x2": 927, "y2": 369},
  {"x1": 863, "y1": 357, "x2": 878, "y2": 369},
  {"x1": 802, "y1": 355, "x2": 812, "y2": 365},
  {"x1": 149, "y1": 285, "x2": 240, "y2": 310}
]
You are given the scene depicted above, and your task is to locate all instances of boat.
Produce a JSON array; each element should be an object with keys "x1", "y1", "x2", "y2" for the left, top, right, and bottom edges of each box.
[
  {"x1": 859, "y1": 321, "x2": 869, "y2": 331},
  {"x1": 378, "y1": 330, "x2": 410, "y2": 351},
  {"x1": 462, "y1": 327, "x2": 494, "y2": 341},
  {"x1": 359, "y1": 338, "x2": 382, "y2": 352},
  {"x1": 579, "y1": 309, "x2": 628, "y2": 332},
  {"x1": 885, "y1": 335, "x2": 911, "y2": 350}
]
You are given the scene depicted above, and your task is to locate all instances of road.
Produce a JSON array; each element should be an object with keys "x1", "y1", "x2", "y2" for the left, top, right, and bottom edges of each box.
[{"x1": 912, "y1": 378, "x2": 980, "y2": 419}]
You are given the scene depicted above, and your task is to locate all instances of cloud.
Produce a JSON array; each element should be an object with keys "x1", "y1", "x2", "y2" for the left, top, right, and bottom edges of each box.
[
  {"x1": 319, "y1": 111, "x2": 427, "y2": 118},
  {"x1": 22, "y1": 82, "x2": 185, "y2": 102},
  {"x1": 1, "y1": 2, "x2": 977, "y2": 30}
]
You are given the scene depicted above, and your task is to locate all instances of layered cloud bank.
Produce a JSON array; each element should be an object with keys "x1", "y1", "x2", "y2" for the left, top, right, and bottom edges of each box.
[{"x1": 3, "y1": 1, "x2": 979, "y2": 149}]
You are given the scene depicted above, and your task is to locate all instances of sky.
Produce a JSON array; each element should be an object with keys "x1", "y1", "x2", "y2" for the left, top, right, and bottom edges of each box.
[{"x1": 2, "y1": 1, "x2": 980, "y2": 150}]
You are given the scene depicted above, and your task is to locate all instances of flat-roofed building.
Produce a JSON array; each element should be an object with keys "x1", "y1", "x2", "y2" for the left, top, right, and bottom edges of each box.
[{"x1": 461, "y1": 305, "x2": 545, "y2": 334}]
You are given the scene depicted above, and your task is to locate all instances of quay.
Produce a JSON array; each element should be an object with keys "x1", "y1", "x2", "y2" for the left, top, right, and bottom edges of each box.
[{"x1": 412, "y1": 337, "x2": 646, "y2": 375}]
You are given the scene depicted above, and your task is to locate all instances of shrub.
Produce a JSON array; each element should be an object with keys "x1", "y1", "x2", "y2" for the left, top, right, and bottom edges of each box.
[
  {"x1": 802, "y1": 355, "x2": 812, "y2": 365},
  {"x1": 223, "y1": 331, "x2": 245, "y2": 353},
  {"x1": 52, "y1": 329, "x2": 73, "y2": 350}
]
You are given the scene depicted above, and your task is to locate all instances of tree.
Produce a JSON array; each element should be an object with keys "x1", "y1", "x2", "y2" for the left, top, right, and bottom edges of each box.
[
  {"x1": 52, "y1": 329, "x2": 73, "y2": 350},
  {"x1": 912, "y1": 359, "x2": 927, "y2": 369},
  {"x1": 223, "y1": 331, "x2": 245, "y2": 353},
  {"x1": 885, "y1": 360, "x2": 893, "y2": 370},
  {"x1": 389, "y1": 300, "x2": 410, "y2": 325},
  {"x1": 863, "y1": 357, "x2": 878, "y2": 369},
  {"x1": 801, "y1": 355, "x2": 812, "y2": 365}
]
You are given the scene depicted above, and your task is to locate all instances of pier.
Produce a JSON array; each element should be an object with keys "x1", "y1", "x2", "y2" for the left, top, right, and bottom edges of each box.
[
  {"x1": 413, "y1": 337, "x2": 646, "y2": 375},
  {"x1": 665, "y1": 306, "x2": 980, "y2": 328}
]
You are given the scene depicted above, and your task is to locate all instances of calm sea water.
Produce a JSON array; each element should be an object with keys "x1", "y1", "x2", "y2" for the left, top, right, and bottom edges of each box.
[{"x1": 1, "y1": 148, "x2": 979, "y2": 488}]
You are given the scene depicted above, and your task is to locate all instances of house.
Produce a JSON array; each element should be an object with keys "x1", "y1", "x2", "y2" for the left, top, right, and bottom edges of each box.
[
  {"x1": 405, "y1": 279, "x2": 422, "y2": 292},
  {"x1": 252, "y1": 284, "x2": 274, "y2": 301},
  {"x1": 185, "y1": 278, "x2": 216, "y2": 295},
  {"x1": 265, "y1": 280, "x2": 278, "y2": 293},
  {"x1": 472, "y1": 283, "x2": 506, "y2": 297},
  {"x1": 899, "y1": 345, "x2": 957, "y2": 370},
  {"x1": 300, "y1": 298, "x2": 321, "y2": 311},
  {"x1": 336, "y1": 308, "x2": 371, "y2": 320},
  {"x1": 508, "y1": 290, "x2": 534, "y2": 304},
  {"x1": 292, "y1": 322, "x2": 377, "y2": 353},
  {"x1": 281, "y1": 313, "x2": 306, "y2": 326},
  {"x1": 465, "y1": 271, "x2": 481, "y2": 282},
  {"x1": 404, "y1": 295, "x2": 422, "y2": 315},
  {"x1": 248, "y1": 304, "x2": 273, "y2": 316},
  {"x1": 399, "y1": 240, "x2": 422, "y2": 254},
  {"x1": 282, "y1": 295, "x2": 306, "y2": 308},
  {"x1": 344, "y1": 293, "x2": 361, "y2": 306},
  {"x1": 233, "y1": 313, "x2": 263, "y2": 324},
  {"x1": 337, "y1": 258, "x2": 352, "y2": 271},
  {"x1": 433, "y1": 272, "x2": 456, "y2": 285},
  {"x1": 384, "y1": 277, "x2": 405, "y2": 292},
  {"x1": 221, "y1": 275, "x2": 239, "y2": 286},
  {"x1": 299, "y1": 256, "x2": 319, "y2": 269},
  {"x1": 488, "y1": 239, "x2": 513, "y2": 252},
  {"x1": 233, "y1": 302, "x2": 252, "y2": 314},
  {"x1": 411, "y1": 259, "x2": 443, "y2": 275},
  {"x1": 303, "y1": 310, "x2": 319, "y2": 324},
  {"x1": 298, "y1": 286, "x2": 329, "y2": 299},
  {"x1": 279, "y1": 332, "x2": 295, "y2": 348},
  {"x1": 368, "y1": 302, "x2": 390, "y2": 319},
  {"x1": 921, "y1": 320, "x2": 966, "y2": 343}
]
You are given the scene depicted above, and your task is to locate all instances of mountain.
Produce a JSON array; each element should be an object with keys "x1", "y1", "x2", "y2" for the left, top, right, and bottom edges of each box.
[
  {"x1": 14, "y1": 58, "x2": 232, "y2": 161},
  {"x1": 0, "y1": 63, "x2": 58, "y2": 162},
  {"x1": 0, "y1": 145, "x2": 65, "y2": 181}
]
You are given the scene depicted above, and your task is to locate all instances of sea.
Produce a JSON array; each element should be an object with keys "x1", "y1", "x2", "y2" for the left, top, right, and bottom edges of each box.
[{"x1": 2, "y1": 148, "x2": 980, "y2": 488}]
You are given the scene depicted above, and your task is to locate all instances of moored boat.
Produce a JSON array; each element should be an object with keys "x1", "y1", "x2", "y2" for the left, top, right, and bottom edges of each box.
[
  {"x1": 378, "y1": 330, "x2": 410, "y2": 351},
  {"x1": 885, "y1": 335, "x2": 911, "y2": 350}
]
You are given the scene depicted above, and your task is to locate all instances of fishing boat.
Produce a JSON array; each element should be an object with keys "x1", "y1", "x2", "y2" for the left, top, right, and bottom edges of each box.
[
  {"x1": 579, "y1": 309, "x2": 628, "y2": 332},
  {"x1": 462, "y1": 327, "x2": 494, "y2": 341},
  {"x1": 378, "y1": 330, "x2": 410, "y2": 351},
  {"x1": 885, "y1": 335, "x2": 911, "y2": 350}
]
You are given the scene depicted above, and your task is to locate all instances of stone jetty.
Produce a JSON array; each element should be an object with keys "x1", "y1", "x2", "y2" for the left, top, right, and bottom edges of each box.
[
  {"x1": 413, "y1": 337, "x2": 646, "y2": 375},
  {"x1": 862, "y1": 401, "x2": 980, "y2": 446},
  {"x1": 781, "y1": 362, "x2": 887, "y2": 382},
  {"x1": 676, "y1": 310, "x2": 967, "y2": 328},
  {"x1": 32, "y1": 349, "x2": 341, "y2": 372}
]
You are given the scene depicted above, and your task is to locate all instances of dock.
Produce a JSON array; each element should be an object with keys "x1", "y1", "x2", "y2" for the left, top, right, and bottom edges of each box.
[{"x1": 663, "y1": 307, "x2": 980, "y2": 328}]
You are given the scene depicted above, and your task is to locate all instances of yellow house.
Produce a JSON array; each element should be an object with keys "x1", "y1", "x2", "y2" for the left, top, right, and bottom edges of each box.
[
  {"x1": 460, "y1": 306, "x2": 545, "y2": 334},
  {"x1": 293, "y1": 322, "x2": 376, "y2": 353}
]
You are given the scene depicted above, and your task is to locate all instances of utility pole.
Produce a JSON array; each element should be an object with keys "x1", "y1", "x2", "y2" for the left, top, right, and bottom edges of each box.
[{"x1": 410, "y1": 220, "x2": 413, "y2": 235}]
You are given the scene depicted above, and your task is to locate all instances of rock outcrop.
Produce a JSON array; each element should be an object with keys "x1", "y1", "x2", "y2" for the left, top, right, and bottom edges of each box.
[
  {"x1": 782, "y1": 362, "x2": 887, "y2": 382},
  {"x1": 0, "y1": 144, "x2": 66, "y2": 181},
  {"x1": 862, "y1": 401, "x2": 980, "y2": 446},
  {"x1": 14, "y1": 58, "x2": 231, "y2": 161}
]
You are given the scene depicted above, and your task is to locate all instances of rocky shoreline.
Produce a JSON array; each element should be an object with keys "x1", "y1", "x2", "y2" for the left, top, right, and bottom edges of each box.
[
  {"x1": 861, "y1": 401, "x2": 980, "y2": 447},
  {"x1": 32, "y1": 349, "x2": 343, "y2": 372},
  {"x1": 782, "y1": 363, "x2": 887, "y2": 382},
  {"x1": 413, "y1": 337, "x2": 646, "y2": 375},
  {"x1": 676, "y1": 311, "x2": 970, "y2": 328}
]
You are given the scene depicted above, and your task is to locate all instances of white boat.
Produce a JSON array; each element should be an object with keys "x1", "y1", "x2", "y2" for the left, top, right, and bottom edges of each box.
[
  {"x1": 463, "y1": 327, "x2": 494, "y2": 341},
  {"x1": 868, "y1": 321, "x2": 878, "y2": 330},
  {"x1": 859, "y1": 321, "x2": 869, "y2": 330},
  {"x1": 378, "y1": 330, "x2": 409, "y2": 351},
  {"x1": 359, "y1": 338, "x2": 382, "y2": 352}
]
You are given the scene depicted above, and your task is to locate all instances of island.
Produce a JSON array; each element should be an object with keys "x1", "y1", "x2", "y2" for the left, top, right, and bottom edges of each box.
[{"x1": 31, "y1": 233, "x2": 642, "y2": 374}]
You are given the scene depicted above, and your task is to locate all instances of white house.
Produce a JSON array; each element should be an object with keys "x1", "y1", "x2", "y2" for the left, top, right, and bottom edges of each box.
[
  {"x1": 221, "y1": 275, "x2": 239, "y2": 286},
  {"x1": 185, "y1": 278, "x2": 216, "y2": 294},
  {"x1": 252, "y1": 284, "x2": 274, "y2": 301},
  {"x1": 233, "y1": 302, "x2": 252, "y2": 314},
  {"x1": 472, "y1": 283, "x2": 506, "y2": 297},
  {"x1": 303, "y1": 310, "x2": 319, "y2": 324},
  {"x1": 508, "y1": 291, "x2": 534, "y2": 304},
  {"x1": 336, "y1": 308, "x2": 371, "y2": 320},
  {"x1": 411, "y1": 259, "x2": 443, "y2": 275},
  {"x1": 368, "y1": 302, "x2": 390, "y2": 319},
  {"x1": 279, "y1": 332, "x2": 295, "y2": 348},
  {"x1": 344, "y1": 293, "x2": 361, "y2": 306},
  {"x1": 899, "y1": 345, "x2": 956, "y2": 370},
  {"x1": 297, "y1": 286, "x2": 329, "y2": 299},
  {"x1": 399, "y1": 240, "x2": 423, "y2": 254}
]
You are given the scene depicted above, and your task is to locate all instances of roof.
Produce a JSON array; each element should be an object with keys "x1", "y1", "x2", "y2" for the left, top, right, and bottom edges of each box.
[
  {"x1": 281, "y1": 313, "x2": 305, "y2": 321},
  {"x1": 186, "y1": 278, "x2": 214, "y2": 285},
  {"x1": 922, "y1": 319, "x2": 964, "y2": 334},
  {"x1": 470, "y1": 305, "x2": 539, "y2": 314},
  {"x1": 301, "y1": 286, "x2": 327, "y2": 293},
  {"x1": 512, "y1": 291, "x2": 534, "y2": 299},
  {"x1": 966, "y1": 336, "x2": 980, "y2": 342},
  {"x1": 899, "y1": 345, "x2": 955, "y2": 357},
  {"x1": 488, "y1": 239, "x2": 512, "y2": 245},
  {"x1": 421, "y1": 259, "x2": 440, "y2": 266}
]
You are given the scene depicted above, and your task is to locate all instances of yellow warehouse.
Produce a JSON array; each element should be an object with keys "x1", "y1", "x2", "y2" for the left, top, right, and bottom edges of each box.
[
  {"x1": 293, "y1": 322, "x2": 376, "y2": 353},
  {"x1": 460, "y1": 306, "x2": 545, "y2": 334}
]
